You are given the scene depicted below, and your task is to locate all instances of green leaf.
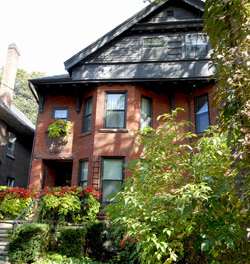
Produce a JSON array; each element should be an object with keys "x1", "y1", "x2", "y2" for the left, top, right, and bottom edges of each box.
[
  {"x1": 201, "y1": 240, "x2": 210, "y2": 251},
  {"x1": 225, "y1": 238, "x2": 234, "y2": 249}
]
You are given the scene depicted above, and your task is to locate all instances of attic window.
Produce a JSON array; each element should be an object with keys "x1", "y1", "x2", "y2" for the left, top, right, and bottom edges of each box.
[
  {"x1": 185, "y1": 33, "x2": 208, "y2": 58},
  {"x1": 167, "y1": 10, "x2": 174, "y2": 17},
  {"x1": 143, "y1": 37, "x2": 164, "y2": 48}
]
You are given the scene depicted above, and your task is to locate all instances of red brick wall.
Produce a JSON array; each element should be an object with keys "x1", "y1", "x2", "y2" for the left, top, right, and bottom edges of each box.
[{"x1": 29, "y1": 83, "x2": 215, "y2": 190}]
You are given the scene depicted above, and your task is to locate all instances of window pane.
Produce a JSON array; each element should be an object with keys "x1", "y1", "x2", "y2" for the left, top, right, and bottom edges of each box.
[
  {"x1": 196, "y1": 112, "x2": 210, "y2": 133},
  {"x1": 83, "y1": 98, "x2": 92, "y2": 133},
  {"x1": 143, "y1": 37, "x2": 164, "y2": 48},
  {"x1": 7, "y1": 133, "x2": 16, "y2": 156},
  {"x1": 106, "y1": 111, "x2": 124, "y2": 128},
  {"x1": 141, "y1": 97, "x2": 152, "y2": 128},
  {"x1": 141, "y1": 98, "x2": 150, "y2": 115},
  {"x1": 185, "y1": 34, "x2": 196, "y2": 45},
  {"x1": 102, "y1": 181, "x2": 122, "y2": 202},
  {"x1": 7, "y1": 178, "x2": 14, "y2": 187},
  {"x1": 80, "y1": 161, "x2": 88, "y2": 182},
  {"x1": 141, "y1": 114, "x2": 151, "y2": 128},
  {"x1": 103, "y1": 159, "x2": 123, "y2": 180},
  {"x1": 196, "y1": 96, "x2": 208, "y2": 114},
  {"x1": 86, "y1": 99, "x2": 92, "y2": 115},
  {"x1": 54, "y1": 109, "x2": 68, "y2": 119},
  {"x1": 85, "y1": 116, "x2": 92, "y2": 132},
  {"x1": 195, "y1": 94, "x2": 210, "y2": 133},
  {"x1": 107, "y1": 94, "x2": 125, "y2": 110}
]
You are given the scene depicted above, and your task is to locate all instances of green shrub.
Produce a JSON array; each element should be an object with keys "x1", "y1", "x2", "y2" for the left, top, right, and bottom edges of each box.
[
  {"x1": 55, "y1": 227, "x2": 87, "y2": 258},
  {"x1": 106, "y1": 110, "x2": 250, "y2": 263},
  {"x1": 8, "y1": 223, "x2": 50, "y2": 264},
  {"x1": 35, "y1": 252, "x2": 103, "y2": 263},
  {"x1": 85, "y1": 222, "x2": 107, "y2": 261}
]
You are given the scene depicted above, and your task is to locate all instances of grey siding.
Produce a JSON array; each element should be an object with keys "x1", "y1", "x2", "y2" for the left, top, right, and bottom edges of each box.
[
  {"x1": 72, "y1": 61, "x2": 214, "y2": 80},
  {"x1": 145, "y1": 5, "x2": 200, "y2": 22},
  {"x1": 83, "y1": 32, "x2": 210, "y2": 64},
  {"x1": 86, "y1": 35, "x2": 140, "y2": 63}
]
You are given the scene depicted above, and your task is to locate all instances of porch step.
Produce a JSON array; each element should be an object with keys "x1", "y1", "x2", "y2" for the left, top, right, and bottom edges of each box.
[{"x1": 0, "y1": 221, "x2": 12, "y2": 264}]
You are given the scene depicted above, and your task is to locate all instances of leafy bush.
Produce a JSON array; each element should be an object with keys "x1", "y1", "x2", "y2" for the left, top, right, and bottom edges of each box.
[
  {"x1": 106, "y1": 110, "x2": 250, "y2": 263},
  {"x1": 8, "y1": 223, "x2": 50, "y2": 264},
  {"x1": 37, "y1": 186, "x2": 101, "y2": 224},
  {"x1": 35, "y1": 253, "x2": 103, "y2": 263},
  {"x1": 55, "y1": 227, "x2": 87, "y2": 258},
  {"x1": 85, "y1": 222, "x2": 107, "y2": 260}
]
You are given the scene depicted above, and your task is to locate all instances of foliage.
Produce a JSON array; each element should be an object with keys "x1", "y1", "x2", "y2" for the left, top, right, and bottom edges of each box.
[
  {"x1": 0, "y1": 68, "x2": 45, "y2": 124},
  {"x1": 47, "y1": 118, "x2": 72, "y2": 141},
  {"x1": 35, "y1": 253, "x2": 104, "y2": 264},
  {"x1": 55, "y1": 227, "x2": 87, "y2": 258},
  {"x1": 85, "y1": 222, "x2": 107, "y2": 261},
  {"x1": 0, "y1": 186, "x2": 41, "y2": 220},
  {"x1": 106, "y1": 110, "x2": 250, "y2": 263},
  {"x1": 203, "y1": 0, "x2": 250, "y2": 204},
  {"x1": 8, "y1": 223, "x2": 50, "y2": 264},
  {"x1": 0, "y1": 186, "x2": 101, "y2": 222},
  {"x1": 37, "y1": 186, "x2": 101, "y2": 224}
]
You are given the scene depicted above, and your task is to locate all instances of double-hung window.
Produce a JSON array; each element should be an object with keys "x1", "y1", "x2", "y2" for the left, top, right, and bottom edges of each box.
[
  {"x1": 52, "y1": 108, "x2": 68, "y2": 121},
  {"x1": 79, "y1": 159, "x2": 88, "y2": 187},
  {"x1": 140, "y1": 96, "x2": 152, "y2": 128},
  {"x1": 7, "y1": 133, "x2": 16, "y2": 157},
  {"x1": 105, "y1": 92, "x2": 126, "y2": 128},
  {"x1": 101, "y1": 158, "x2": 124, "y2": 203},
  {"x1": 82, "y1": 97, "x2": 93, "y2": 133},
  {"x1": 194, "y1": 93, "x2": 210, "y2": 134}
]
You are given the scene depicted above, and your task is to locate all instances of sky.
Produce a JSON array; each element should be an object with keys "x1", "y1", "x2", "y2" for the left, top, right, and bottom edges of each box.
[{"x1": 0, "y1": 0, "x2": 147, "y2": 76}]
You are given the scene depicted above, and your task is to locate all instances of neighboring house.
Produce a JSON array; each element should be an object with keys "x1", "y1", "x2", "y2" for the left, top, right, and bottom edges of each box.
[
  {"x1": 29, "y1": 0, "x2": 216, "y2": 203},
  {"x1": 0, "y1": 44, "x2": 35, "y2": 188}
]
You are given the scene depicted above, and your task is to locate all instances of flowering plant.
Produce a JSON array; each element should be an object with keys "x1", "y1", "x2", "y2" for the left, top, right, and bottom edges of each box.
[
  {"x1": 47, "y1": 118, "x2": 72, "y2": 141},
  {"x1": 0, "y1": 186, "x2": 102, "y2": 222}
]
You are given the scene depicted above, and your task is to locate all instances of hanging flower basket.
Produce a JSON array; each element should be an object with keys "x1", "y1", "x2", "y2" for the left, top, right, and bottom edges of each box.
[{"x1": 47, "y1": 119, "x2": 72, "y2": 142}]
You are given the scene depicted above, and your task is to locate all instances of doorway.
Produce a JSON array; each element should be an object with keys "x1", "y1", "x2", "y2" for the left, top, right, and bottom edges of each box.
[{"x1": 54, "y1": 161, "x2": 72, "y2": 187}]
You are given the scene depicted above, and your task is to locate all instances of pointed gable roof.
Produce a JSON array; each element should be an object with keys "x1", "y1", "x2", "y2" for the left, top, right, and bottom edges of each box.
[{"x1": 64, "y1": 0, "x2": 205, "y2": 72}]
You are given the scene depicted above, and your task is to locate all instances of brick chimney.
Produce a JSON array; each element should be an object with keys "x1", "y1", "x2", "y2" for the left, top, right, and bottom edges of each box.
[{"x1": 0, "y1": 43, "x2": 20, "y2": 108}]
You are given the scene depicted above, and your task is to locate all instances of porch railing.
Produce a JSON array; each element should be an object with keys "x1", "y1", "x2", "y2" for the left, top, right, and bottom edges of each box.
[{"x1": 12, "y1": 191, "x2": 45, "y2": 229}]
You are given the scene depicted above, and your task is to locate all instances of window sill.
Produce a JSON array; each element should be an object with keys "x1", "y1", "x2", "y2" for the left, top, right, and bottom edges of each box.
[
  {"x1": 6, "y1": 154, "x2": 15, "y2": 160},
  {"x1": 79, "y1": 131, "x2": 91, "y2": 138},
  {"x1": 195, "y1": 132, "x2": 206, "y2": 137},
  {"x1": 98, "y1": 128, "x2": 129, "y2": 133}
]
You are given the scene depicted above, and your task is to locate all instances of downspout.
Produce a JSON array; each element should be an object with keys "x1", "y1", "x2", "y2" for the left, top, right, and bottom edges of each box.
[
  {"x1": 187, "y1": 93, "x2": 193, "y2": 144},
  {"x1": 27, "y1": 81, "x2": 39, "y2": 188}
]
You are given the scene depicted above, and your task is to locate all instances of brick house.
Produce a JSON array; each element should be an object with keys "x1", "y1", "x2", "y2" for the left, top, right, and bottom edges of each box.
[
  {"x1": 29, "y1": 0, "x2": 216, "y2": 203},
  {"x1": 0, "y1": 44, "x2": 35, "y2": 188}
]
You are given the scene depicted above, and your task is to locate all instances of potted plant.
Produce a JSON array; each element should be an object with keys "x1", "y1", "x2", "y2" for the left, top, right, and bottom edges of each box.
[{"x1": 47, "y1": 119, "x2": 72, "y2": 142}]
